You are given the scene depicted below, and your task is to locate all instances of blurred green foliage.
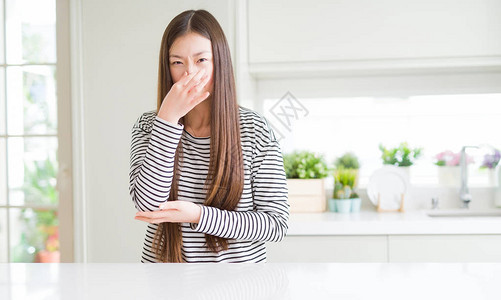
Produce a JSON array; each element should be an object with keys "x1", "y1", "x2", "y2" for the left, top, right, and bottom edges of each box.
[
  {"x1": 333, "y1": 168, "x2": 359, "y2": 199},
  {"x1": 13, "y1": 155, "x2": 59, "y2": 262},
  {"x1": 379, "y1": 142, "x2": 423, "y2": 167},
  {"x1": 334, "y1": 152, "x2": 360, "y2": 170},
  {"x1": 283, "y1": 151, "x2": 330, "y2": 179}
]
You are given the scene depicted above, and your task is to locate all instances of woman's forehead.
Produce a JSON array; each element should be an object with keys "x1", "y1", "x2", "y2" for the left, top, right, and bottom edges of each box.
[{"x1": 170, "y1": 32, "x2": 212, "y2": 57}]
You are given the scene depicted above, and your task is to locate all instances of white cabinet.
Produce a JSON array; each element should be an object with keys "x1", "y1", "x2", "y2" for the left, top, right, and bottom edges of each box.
[
  {"x1": 266, "y1": 235, "x2": 387, "y2": 262},
  {"x1": 267, "y1": 235, "x2": 501, "y2": 262},
  {"x1": 388, "y1": 235, "x2": 501, "y2": 262},
  {"x1": 247, "y1": 0, "x2": 501, "y2": 77}
]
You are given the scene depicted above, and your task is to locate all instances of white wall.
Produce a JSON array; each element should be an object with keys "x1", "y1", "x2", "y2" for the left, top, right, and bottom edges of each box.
[
  {"x1": 76, "y1": 0, "x2": 236, "y2": 262},
  {"x1": 248, "y1": 0, "x2": 501, "y2": 64}
]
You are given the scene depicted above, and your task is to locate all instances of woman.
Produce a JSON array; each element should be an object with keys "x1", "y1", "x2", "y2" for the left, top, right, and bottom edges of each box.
[{"x1": 129, "y1": 9, "x2": 289, "y2": 263}]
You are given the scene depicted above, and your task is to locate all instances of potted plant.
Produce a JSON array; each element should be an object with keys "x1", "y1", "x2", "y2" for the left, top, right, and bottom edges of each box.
[
  {"x1": 36, "y1": 226, "x2": 60, "y2": 263},
  {"x1": 379, "y1": 142, "x2": 422, "y2": 177},
  {"x1": 480, "y1": 148, "x2": 500, "y2": 186},
  {"x1": 329, "y1": 168, "x2": 360, "y2": 213},
  {"x1": 434, "y1": 150, "x2": 474, "y2": 186},
  {"x1": 284, "y1": 150, "x2": 330, "y2": 213},
  {"x1": 334, "y1": 152, "x2": 360, "y2": 187},
  {"x1": 13, "y1": 156, "x2": 60, "y2": 263},
  {"x1": 15, "y1": 208, "x2": 59, "y2": 263}
]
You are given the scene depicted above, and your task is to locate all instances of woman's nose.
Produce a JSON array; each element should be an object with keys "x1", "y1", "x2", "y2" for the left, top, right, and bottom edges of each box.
[{"x1": 186, "y1": 61, "x2": 197, "y2": 75}]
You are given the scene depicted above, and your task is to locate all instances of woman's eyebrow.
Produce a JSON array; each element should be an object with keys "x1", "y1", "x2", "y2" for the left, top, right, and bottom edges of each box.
[{"x1": 169, "y1": 51, "x2": 211, "y2": 58}]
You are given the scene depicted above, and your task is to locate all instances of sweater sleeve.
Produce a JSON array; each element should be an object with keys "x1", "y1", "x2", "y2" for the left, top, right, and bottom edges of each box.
[
  {"x1": 129, "y1": 113, "x2": 184, "y2": 212},
  {"x1": 190, "y1": 117, "x2": 290, "y2": 242}
]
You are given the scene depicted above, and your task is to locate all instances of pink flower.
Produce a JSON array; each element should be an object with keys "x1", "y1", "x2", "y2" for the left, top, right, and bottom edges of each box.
[
  {"x1": 435, "y1": 151, "x2": 446, "y2": 161},
  {"x1": 447, "y1": 153, "x2": 460, "y2": 166},
  {"x1": 435, "y1": 150, "x2": 474, "y2": 166}
]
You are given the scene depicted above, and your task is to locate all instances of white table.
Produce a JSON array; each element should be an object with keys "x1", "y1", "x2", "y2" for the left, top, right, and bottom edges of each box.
[{"x1": 1, "y1": 263, "x2": 501, "y2": 299}]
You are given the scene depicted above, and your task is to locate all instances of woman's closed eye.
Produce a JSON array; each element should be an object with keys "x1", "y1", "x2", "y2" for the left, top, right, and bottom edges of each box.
[{"x1": 171, "y1": 58, "x2": 208, "y2": 65}]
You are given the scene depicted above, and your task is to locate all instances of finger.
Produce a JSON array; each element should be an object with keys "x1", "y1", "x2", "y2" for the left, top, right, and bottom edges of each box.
[
  {"x1": 178, "y1": 71, "x2": 196, "y2": 86},
  {"x1": 136, "y1": 211, "x2": 162, "y2": 218},
  {"x1": 134, "y1": 216, "x2": 153, "y2": 223},
  {"x1": 135, "y1": 212, "x2": 178, "y2": 223},
  {"x1": 159, "y1": 201, "x2": 179, "y2": 210},
  {"x1": 202, "y1": 72, "x2": 211, "y2": 86},
  {"x1": 184, "y1": 69, "x2": 206, "y2": 91},
  {"x1": 135, "y1": 216, "x2": 164, "y2": 224},
  {"x1": 136, "y1": 209, "x2": 177, "y2": 220},
  {"x1": 184, "y1": 69, "x2": 206, "y2": 90},
  {"x1": 187, "y1": 73, "x2": 210, "y2": 95}
]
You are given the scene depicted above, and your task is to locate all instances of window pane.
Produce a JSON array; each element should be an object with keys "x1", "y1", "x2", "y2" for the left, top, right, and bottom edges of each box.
[
  {"x1": 9, "y1": 207, "x2": 59, "y2": 263},
  {"x1": 7, "y1": 137, "x2": 58, "y2": 206},
  {"x1": 264, "y1": 93, "x2": 501, "y2": 187},
  {"x1": 5, "y1": 0, "x2": 56, "y2": 64},
  {"x1": 6, "y1": 65, "x2": 57, "y2": 135},
  {"x1": 0, "y1": 67, "x2": 5, "y2": 135},
  {"x1": 0, "y1": 138, "x2": 6, "y2": 206},
  {"x1": 0, "y1": 209, "x2": 7, "y2": 263}
]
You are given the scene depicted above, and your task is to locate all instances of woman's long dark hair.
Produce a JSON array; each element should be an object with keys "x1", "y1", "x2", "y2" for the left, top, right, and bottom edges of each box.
[{"x1": 153, "y1": 9, "x2": 244, "y2": 262}]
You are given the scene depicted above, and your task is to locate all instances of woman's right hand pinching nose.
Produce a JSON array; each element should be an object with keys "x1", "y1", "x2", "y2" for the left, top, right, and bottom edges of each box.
[{"x1": 157, "y1": 68, "x2": 211, "y2": 124}]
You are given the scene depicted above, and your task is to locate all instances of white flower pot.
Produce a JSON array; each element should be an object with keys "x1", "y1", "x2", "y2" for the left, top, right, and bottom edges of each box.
[
  {"x1": 286, "y1": 178, "x2": 326, "y2": 213},
  {"x1": 438, "y1": 166, "x2": 460, "y2": 187},
  {"x1": 398, "y1": 166, "x2": 411, "y2": 179},
  {"x1": 495, "y1": 166, "x2": 501, "y2": 208},
  {"x1": 487, "y1": 169, "x2": 498, "y2": 187},
  {"x1": 495, "y1": 189, "x2": 501, "y2": 208}
]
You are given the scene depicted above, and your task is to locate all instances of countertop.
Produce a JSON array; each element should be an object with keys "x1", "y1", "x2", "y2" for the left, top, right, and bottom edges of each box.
[
  {"x1": 1, "y1": 263, "x2": 500, "y2": 300},
  {"x1": 287, "y1": 209, "x2": 501, "y2": 235}
]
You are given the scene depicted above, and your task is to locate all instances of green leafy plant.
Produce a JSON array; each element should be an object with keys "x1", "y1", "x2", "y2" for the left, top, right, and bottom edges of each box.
[
  {"x1": 283, "y1": 151, "x2": 330, "y2": 179},
  {"x1": 334, "y1": 152, "x2": 360, "y2": 170},
  {"x1": 14, "y1": 156, "x2": 59, "y2": 262},
  {"x1": 18, "y1": 208, "x2": 59, "y2": 252},
  {"x1": 333, "y1": 168, "x2": 359, "y2": 199},
  {"x1": 23, "y1": 158, "x2": 58, "y2": 205},
  {"x1": 379, "y1": 142, "x2": 423, "y2": 167}
]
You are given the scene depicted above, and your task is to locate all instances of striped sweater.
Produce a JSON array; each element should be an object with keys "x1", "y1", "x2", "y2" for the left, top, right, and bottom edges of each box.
[{"x1": 129, "y1": 106, "x2": 290, "y2": 263}]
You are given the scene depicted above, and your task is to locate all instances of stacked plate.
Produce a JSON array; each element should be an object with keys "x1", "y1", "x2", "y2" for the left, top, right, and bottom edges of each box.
[{"x1": 367, "y1": 166, "x2": 410, "y2": 210}]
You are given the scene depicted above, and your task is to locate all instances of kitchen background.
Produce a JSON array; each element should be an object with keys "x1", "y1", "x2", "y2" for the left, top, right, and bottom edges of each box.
[{"x1": 1, "y1": 0, "x2": 501, "y2": 263}]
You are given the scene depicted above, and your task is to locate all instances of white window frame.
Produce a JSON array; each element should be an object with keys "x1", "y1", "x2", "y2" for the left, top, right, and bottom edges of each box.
[{"x1": 0, "y1": 0, "x2": 74, "y2": 262}]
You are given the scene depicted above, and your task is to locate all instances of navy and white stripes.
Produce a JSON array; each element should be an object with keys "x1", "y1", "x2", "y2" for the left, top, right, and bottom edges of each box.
[{"x1": 129, "y1": 106, "x2": 289, "y2": 263}]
